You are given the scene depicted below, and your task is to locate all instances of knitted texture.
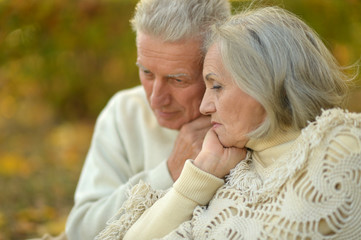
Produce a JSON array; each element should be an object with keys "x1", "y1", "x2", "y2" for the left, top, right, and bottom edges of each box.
[
  {"x1": 161, "y1": 109, "x2": 361, "y2": 239},
  {"x1": 95, "y1": 180, "x2": 166, "y2": 240},
  {"x1": 97, "y1": 108, "x2": 361, "y2": 239}
]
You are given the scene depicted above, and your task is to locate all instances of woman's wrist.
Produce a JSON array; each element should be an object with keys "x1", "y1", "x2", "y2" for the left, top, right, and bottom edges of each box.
[
  {"x1": 194, "y1": 152, "x2": 223, "y2": 178},
  {"x1": 174, "y1": 160, "x2": 224, "y2": 205}
]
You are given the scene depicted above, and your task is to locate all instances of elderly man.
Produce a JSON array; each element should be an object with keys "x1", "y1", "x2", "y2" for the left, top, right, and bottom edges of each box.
[{"x1": 65, "y1": 0, "x2": 231, "y2": 239}]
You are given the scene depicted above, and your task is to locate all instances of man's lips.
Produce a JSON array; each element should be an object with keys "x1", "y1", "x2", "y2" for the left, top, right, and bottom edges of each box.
[{"x1": 155, "y1": 109, "x2": 179, "y2": 118}]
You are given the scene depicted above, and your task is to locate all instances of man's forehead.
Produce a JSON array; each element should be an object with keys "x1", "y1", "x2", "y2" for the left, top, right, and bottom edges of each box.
[{"x1": 136, "y1": 33, "x2": 202, "y2": 59}]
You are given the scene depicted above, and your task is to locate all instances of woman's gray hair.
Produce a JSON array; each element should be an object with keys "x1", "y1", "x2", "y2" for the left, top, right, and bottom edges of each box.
[
  {"x1": 205, "y1": 6, "x2": 354, "y2": 139},
  {"x1": 130, "y1": 0, "x2": 231, "y2": 42}
]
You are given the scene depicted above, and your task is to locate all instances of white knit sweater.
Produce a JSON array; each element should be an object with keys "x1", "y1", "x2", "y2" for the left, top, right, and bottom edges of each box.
[
  {"x1": 97, "y1": 108, "x2": 361, "y2": 240},
  {"x1": 66, "y1": 86, "x2": 178, "y2": 240}
]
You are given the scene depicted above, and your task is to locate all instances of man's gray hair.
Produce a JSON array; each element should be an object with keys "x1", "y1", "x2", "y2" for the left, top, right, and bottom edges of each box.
[
  {"x1": 131, "y1": 0, "x2": 231, "y2": 42},
  {"x1": 205, "y1": 6, "x2": 353, "y2": 139}
]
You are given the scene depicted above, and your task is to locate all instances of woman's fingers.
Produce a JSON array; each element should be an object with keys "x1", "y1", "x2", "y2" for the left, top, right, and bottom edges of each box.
[{"x1": 194, "y1": 129, "x2": 247, "y2": 178}]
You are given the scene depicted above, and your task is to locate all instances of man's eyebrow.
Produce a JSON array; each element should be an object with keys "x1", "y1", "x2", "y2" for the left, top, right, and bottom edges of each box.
[
  {"x1": 167, "y1": 73, "x2": 189, "y2": 78},
  {"x1": 136, "y1": 63, "x2": 188, "y2": 78},
  {"x1": 135, "y1": 62, "x2": 149, "y2": 71}
]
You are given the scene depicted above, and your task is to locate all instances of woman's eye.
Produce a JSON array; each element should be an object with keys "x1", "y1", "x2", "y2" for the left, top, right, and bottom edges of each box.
[{"x1": 211, "y1": 85, "x2": 222, "y2": 90}]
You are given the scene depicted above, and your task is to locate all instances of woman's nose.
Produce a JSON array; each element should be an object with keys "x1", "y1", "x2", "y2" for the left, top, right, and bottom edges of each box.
[{"x1": 200, "y1": 90, "x2": 215, "y2": 115}]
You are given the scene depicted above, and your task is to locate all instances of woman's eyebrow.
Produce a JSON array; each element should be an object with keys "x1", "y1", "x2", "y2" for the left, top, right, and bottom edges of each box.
[{"x1": 204, "y1": 73, "x2": 217, "y2": 81}]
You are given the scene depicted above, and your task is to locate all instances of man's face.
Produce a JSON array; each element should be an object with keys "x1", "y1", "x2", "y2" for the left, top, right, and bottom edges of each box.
[{"x1": 136, "y1": 32, "x2": 205, "y2": 130}]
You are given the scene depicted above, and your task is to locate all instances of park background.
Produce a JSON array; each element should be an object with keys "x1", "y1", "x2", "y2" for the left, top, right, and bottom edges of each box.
[{"x1": 0, "y1": 0, "x2": 360, "y2": 239}]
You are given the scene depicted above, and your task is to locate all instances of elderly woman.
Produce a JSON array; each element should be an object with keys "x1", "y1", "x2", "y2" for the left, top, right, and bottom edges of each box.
[{"x1": 97, "y1": 6, "x2": 361, "y2": 240}]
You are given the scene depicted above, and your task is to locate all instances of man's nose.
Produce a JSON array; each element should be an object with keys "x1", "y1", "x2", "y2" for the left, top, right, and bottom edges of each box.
[{"x1": 150, "y1": 78, "x2": 171, "y2": 108}]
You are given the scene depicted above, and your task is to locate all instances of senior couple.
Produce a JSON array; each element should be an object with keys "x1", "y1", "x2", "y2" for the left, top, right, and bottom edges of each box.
[{"x1": 62, "y1": 0, "x2": 361, "y2": 239}]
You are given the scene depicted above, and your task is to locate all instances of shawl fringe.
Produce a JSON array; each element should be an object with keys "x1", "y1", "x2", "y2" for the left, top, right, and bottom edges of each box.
[{"x1": 95, "y1": 180, "x2": 166, "y2": 240}]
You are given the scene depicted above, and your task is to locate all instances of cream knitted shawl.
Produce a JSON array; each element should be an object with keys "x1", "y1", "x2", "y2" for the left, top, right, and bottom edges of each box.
[{"x1": 97, "y1": 108, "x2": 361, "y2": 239}]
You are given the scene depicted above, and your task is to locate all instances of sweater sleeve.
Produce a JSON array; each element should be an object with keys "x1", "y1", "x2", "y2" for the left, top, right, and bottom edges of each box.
[
  {"x1": 65, "y1": 89, "x2": 175, "y2": 240},
  {"x1": 123, "y1": 160, "x2": 224, "y2": 240}
]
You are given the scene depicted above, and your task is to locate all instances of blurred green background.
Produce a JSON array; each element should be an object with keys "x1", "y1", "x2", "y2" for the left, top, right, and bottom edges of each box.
[{"x1": 0, "y1": 0, "x2": 360, "y2": 239}]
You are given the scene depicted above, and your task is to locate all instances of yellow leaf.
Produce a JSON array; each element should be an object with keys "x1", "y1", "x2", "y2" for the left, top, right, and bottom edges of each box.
[
  {"x1": 0, "y1": 211, "x2": 6, "y2": 228},
  {"x1": 41, "y1": 215, "x2": 67, "y2": 236},
  {"x1": 17, "y1": 206, "x2": 57, "y2": 223},
  {"x1": 0, "y1": 153, "x2": 33, "y2": 177}
]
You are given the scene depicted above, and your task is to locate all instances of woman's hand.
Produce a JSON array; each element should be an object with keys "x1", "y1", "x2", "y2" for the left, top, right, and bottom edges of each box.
[{"x1": 194, "y1": 129, "x2": 247, "y2": 178}]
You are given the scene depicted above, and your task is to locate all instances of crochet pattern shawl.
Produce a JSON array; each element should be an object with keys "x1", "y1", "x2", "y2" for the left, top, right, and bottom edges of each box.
[{"x1": 97, "y1": 108, "x2": 361, "y2": 240}]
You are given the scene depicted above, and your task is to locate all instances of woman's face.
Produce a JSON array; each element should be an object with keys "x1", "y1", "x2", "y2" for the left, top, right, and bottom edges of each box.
[{"x1": 200, "y1": 44, "x2": 266, "y2": 148}]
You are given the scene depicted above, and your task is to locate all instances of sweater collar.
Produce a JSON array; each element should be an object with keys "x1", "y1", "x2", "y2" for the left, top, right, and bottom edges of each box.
[
  {"x1": 245, "y1": 130, "x2": 301, "y2": 169},
  {"x1": 246, "y1": 129, "x2": 300, "y2": 152}
]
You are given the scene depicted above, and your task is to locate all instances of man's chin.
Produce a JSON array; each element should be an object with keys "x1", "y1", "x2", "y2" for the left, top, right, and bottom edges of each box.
[{"x1": 157, "y1": 118, "x2": 183, "y2": 130}]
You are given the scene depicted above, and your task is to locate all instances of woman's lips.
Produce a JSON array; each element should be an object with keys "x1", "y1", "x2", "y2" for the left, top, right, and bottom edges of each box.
[{"x1": 211, "y1": 121, "x2": 222, "y2": 129}]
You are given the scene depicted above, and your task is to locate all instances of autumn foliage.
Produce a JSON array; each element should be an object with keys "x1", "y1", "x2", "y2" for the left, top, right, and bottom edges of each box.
[{"x1": 0, "y1": 0, "x2": 360, "y2": 239}]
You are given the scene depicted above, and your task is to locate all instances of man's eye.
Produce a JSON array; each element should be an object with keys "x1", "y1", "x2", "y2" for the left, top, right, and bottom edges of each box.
[
  {"x1": 142, "y1": 70, "x2": 154, "y2": 79},
  {"x1": 170, "y1": 78, "x2": 189, "y2": 88},
  {"x1": 171, "y1": 78, "x2": 184, "y2": 84}
]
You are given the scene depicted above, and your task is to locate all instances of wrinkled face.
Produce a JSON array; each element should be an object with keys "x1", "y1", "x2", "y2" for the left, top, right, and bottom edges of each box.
[
  {"x1": 136, "y1": 32, "x2": 205, "y2": 130},
  {"x1": 200, "y1": 44, "x2": 266, "y2": 148}
]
